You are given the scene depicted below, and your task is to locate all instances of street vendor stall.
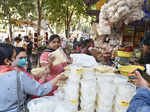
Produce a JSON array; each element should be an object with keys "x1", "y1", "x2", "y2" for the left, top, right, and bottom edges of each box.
[{"x1": 27, "y1": 53, "x2": 137, "y2": 112}]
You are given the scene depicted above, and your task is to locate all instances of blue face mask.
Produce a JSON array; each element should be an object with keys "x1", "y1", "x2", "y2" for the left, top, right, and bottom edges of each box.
[{"x1": 17, "y1": 58, "x2": 27, "y2": 67}]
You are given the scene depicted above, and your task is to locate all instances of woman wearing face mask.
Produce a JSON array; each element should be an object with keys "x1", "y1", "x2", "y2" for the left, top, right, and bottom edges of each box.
[
  {"x1": 0, "y1": 43, "x2": 67, "y2": 112},
  {"x1": 12, "y1": 47, "x2": 33, "y2": 79},
  {"x1": 40, "y1": 34, "x2": 71, "y2": 95}
]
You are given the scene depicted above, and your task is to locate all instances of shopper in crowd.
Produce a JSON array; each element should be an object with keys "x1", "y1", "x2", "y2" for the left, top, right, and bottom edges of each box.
[
  {"x1": 13, "y1": 47, "x2": 55, "y2": 99},
  {"x1": 80, "y1": 39, "x2": 95, "y2": 55},
  {"x1": 142, "y1": 32, "x2": 150, "y2": 64},
  {"x1": 0, "y1": 43, "x2": 67, "y2": 112},
  {"x1": 5, "y1": 38, "x2": 11, "y2": 44},
  {"x1": 24, "y1": 36, "x2": 33, "y2": 73},
  {"x1": 73, "y1": 38, "x2": 78, "y2": 50},
  {"x1": 40, "y1": 34, "x2": 71, "y2": 95},
  {"x1": 127, "y1": 70, "x2": 150, "y2": 112},
  {"x1": 61, "y1": 38, "x2": 67, "y2": 49},
  {"x1": 14, "y1": 35, "x2": 22, "y2": 47}
]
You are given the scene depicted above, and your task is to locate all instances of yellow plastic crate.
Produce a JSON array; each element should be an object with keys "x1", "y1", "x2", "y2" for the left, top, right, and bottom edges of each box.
[
  {"x1": 117, "y1": 51, "x2": 133, "y2": 58},
  {"x1": 119, "y1": 65, "x2": 145, "y2": 77}
]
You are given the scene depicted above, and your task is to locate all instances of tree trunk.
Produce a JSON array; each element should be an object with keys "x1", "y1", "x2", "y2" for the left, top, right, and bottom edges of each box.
[
  {"x1": 65, "y1": 8, "x2": 74, "y2": 39},
  {"x1": 8, "y1": 14, "x2": 13, "y2": 41},
  {"x1": 65, "y1": 4, "x2": 69, "y2": 39},
  {"x1": 37, "y1": 0, "x2": 42, "y2": 37},
  {"x1": 9, "y1": 23, "x2": 13, "y2": 41},
  {"x1": 47, "y1": 24, "x2": 54, "y2": 34},
  {"x1": 65, "y1": 22, "x2": 70, "y2": 39}
]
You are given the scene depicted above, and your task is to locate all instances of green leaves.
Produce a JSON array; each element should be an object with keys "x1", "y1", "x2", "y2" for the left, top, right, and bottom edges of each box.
[
  {"x1": 0, "y1": 0, "x2": 90, "y2": 38},
  {"x1": 0, "y1": 0, "x2": 36, "y2": 22},
  {"x1": 43, "y1": 0, "x2": 87, "y2": 37}
]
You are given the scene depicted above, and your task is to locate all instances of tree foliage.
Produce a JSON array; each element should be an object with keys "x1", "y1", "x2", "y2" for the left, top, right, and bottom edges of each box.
[
  {"x1": 0, "y1": 0, "x2": 36, "y2": 22},
  {"x1": 0, "y1": 0, "x2": 36, "y2": 38},
  {"x1": 44, "y1": 0, "x2": 87, "y2": 38}
]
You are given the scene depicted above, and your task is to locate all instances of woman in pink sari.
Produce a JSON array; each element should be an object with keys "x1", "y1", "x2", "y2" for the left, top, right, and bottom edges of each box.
[{"x1": 39, "y1": 34, "x2": 69, "y2": 96}]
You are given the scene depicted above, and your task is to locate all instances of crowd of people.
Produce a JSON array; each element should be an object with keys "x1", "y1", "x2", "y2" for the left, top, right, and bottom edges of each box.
[{"x1": 0, "y1": 33, "x2": 150, "y2": 112}]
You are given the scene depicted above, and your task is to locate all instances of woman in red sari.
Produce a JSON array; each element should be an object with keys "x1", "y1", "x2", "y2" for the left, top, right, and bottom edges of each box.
[{"x1": 39, "y1": 34, "x2": 70, "y2": 96}]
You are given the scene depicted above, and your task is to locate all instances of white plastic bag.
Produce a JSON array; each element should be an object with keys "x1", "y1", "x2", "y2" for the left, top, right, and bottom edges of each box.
[
  {"x1": 97, "y1": 75, "x2": 114, "y2": 83},
  {"x1": 114, "y1": 83, "x2": 136, "y2": 112},
  {"x1": 27, "y1": 96, "x2": 58, "y2": 112},
  {"x1": 96, "y1": 75, "x2": 116, "y2": 112},
  {"x1": 68, "y1": 65, "x2": 82, "y2": 82},
  {"x1": 82, "y1": 68, "x2": 96, "y2": 80},
  {"x1": 70, "y1": 54, "x2": 98, "y2": 67},
  {"x1": 113, "y1": 75, "x2": 128, "y2": 84},
  {"x1": 80, "y1": 79, "x2": 97, "y2": 112}
]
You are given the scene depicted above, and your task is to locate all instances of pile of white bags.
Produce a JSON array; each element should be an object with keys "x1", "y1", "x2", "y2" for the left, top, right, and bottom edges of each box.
[
  {"x1": 80, "y1": 68, "x2": 97, "y2": 112},
  {"x1": 99, "y1": 0, "x2": 145, "y2": 35},
  {"x1": 28, "y1": 64, "x2": 136, "y2": 112},
  {"x1": 96, "y1": 75, "x2": 116, "y2": 112},
  {"x1": 63, "y1": 65, "x2": 82, "y2": 112}
]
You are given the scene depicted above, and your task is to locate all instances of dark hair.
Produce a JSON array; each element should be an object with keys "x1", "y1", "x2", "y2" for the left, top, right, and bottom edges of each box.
[
  {"x1": 24, "y1": 35, "x2": 29, "y2": 39},
  {"x1": 14, "y1": 37, "x2": 22, "y2": 42},
  {"x1": 0, "y1": 43, "x2": 15, "y2": 65},
  {"x1": 5, "y1": 38, "x2": 9, "y2": 41},
  {"x1": 48, "y1": 34, "x2": 61, "y2": 44},
  {"x1": 84, "y1": 39, "x2": 90, "y2": 47},
  {"x1": 15, "y1": 47, "x2": 26, "y2": 56}
]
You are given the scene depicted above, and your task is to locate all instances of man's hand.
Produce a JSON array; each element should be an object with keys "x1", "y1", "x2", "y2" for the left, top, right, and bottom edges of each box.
[{"x1": 133, "y1": 71, "x2": 149, "y2": 88}]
